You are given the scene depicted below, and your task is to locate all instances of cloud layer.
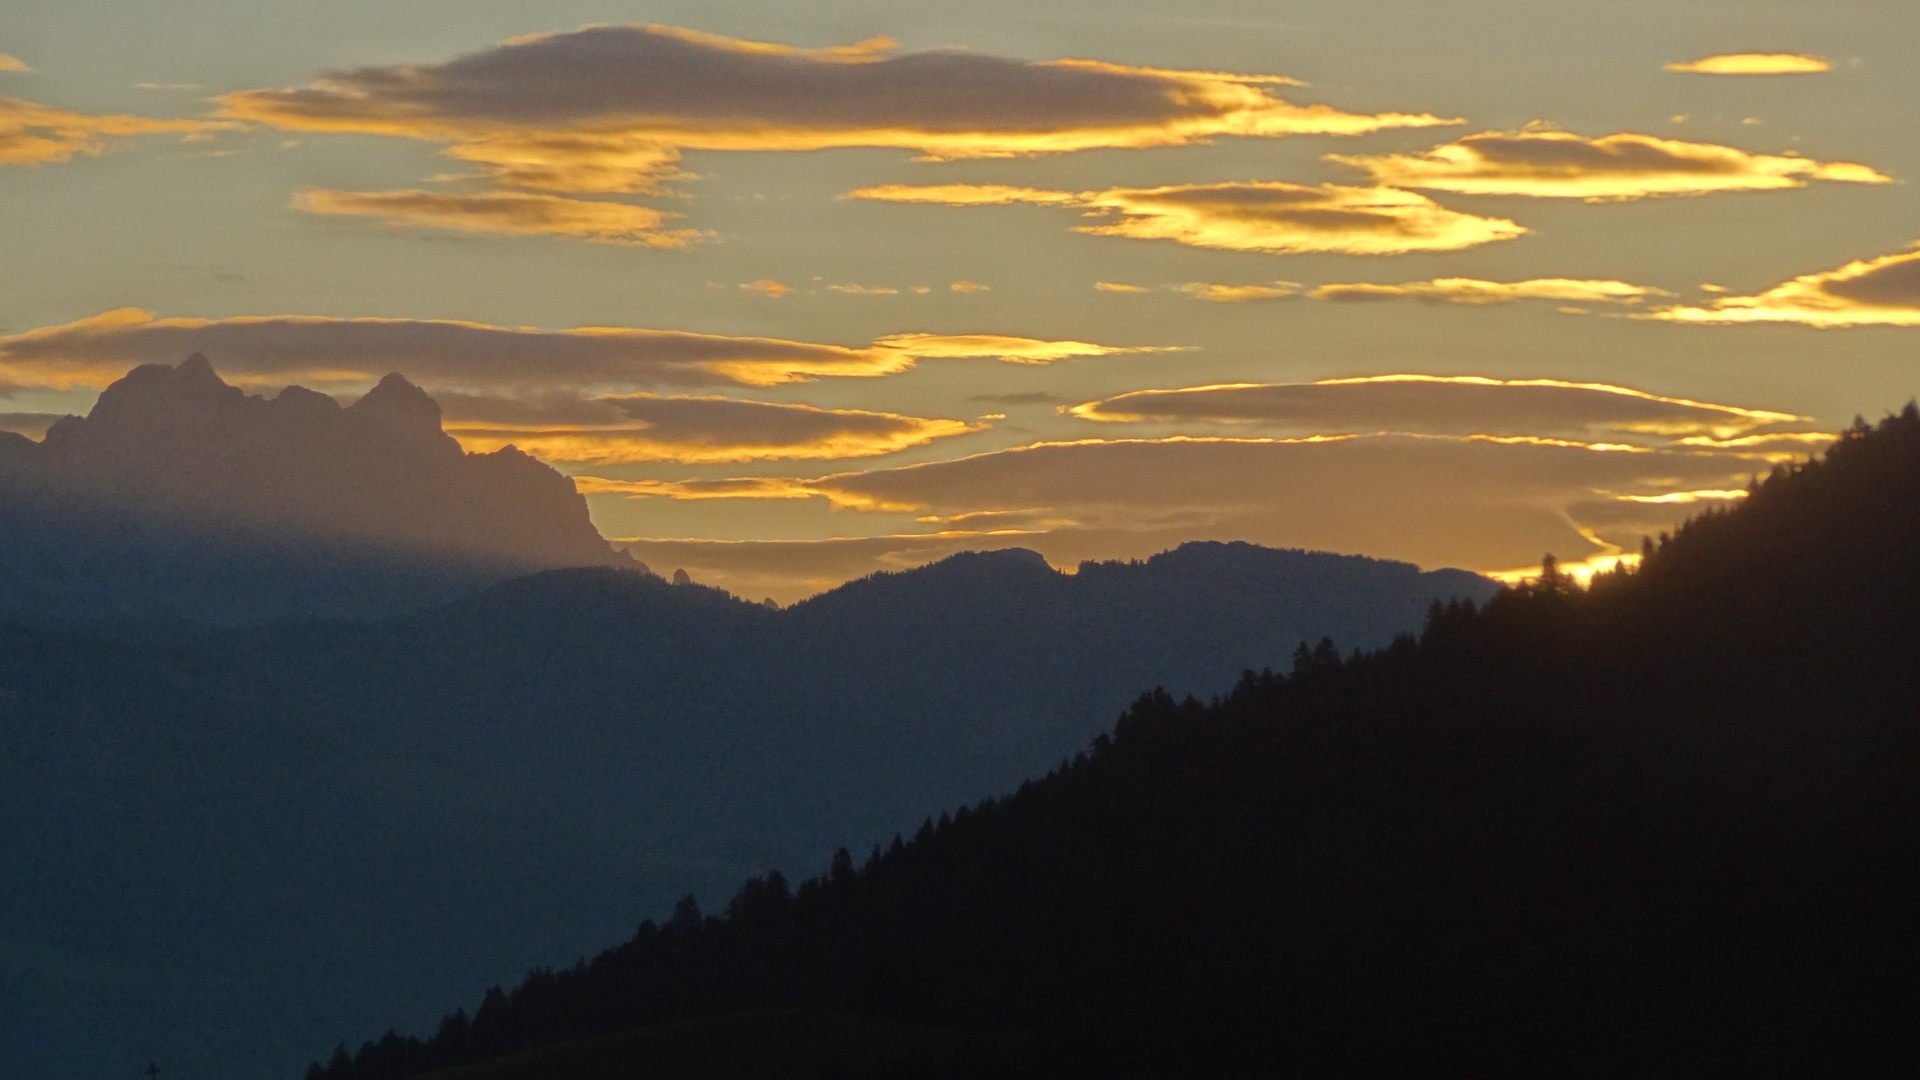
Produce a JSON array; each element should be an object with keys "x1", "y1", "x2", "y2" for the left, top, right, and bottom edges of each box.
[
  {"x1": 1066, "y1": 375, "x2": 1807, "y2": 443},
  {"x1": 591, "y1": 433, "x2": 1777, "y2": 586},
  {"x1": 1644, "y1": 244, "x2": 1920, "y2": 327},
  {"x1": 220, "y1": 23, "x2": 1453, "y2": 201},
  {"x1": 1330, "y1": 129, "x2": 1889, "y2": 201},
  {"x1": 0, "y1": 310, "x2": 1156, "y2": 393},
  {"x1": 1666, "y1": 53, "x2": 1829, "y2": 75},
  {"x1": 1308, "y1": 277, "x2": 1670, "y2": 305},
  {"x1": 579, "y1": 372, "x2": 1835, "y2": 597},
  {"x1": 1, "y1": 94, "x2": 220, "y2": 167},
  {"x1": 440, "y1": 392, "x2": 981, "y2": 464},
  {"x1": 850, "y1": 180, "x2": 1526, "y2": 255},
  {"x1": 293, "y1": 188, "x2": 702, "y2": 246}
]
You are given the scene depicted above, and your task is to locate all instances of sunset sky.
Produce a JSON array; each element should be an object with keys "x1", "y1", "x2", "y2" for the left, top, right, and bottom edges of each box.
[{"x1": 3, "y1": 0, "x2": 1916, "y2": 601}]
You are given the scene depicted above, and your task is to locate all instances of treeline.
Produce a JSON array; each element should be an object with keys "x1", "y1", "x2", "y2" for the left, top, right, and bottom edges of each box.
[{"x1": 312, "y1": 406, "x2": 1920, "y2": 1078}]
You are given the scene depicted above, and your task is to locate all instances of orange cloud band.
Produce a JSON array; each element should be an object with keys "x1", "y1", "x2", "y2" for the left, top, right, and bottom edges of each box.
[
  {"x1": 1066, "y1": 374, "x2": 1806, "y2": 442},
  {"x1": 443, "y1": 392, "x2": 982, "y2": 464},
  {"x1": 0, "y1": 310, "x2": 1160, "y2": 393},
  {"x1": 1, "y1": 93, "x2": 224, "y2": 167},
  {"x1": 1330, "y1": 128, "x2": 1889, "y2": 201},
  {"x1": 217, "y1": 24, "x2": 1455, "y2": 195},
  {"x1": 1642, "y1": 245, "x2": 1920, "y2": 328},
  {"x1": 293, "y1": 188, "x2": 705, "y2": 246},
  {"x1": 871, "y1": 332, "x2": 1176, "y2": 364},
  {"x1": 1308, "y1": 277, "x2": 1670, "y2": 305},
  {"x1": 850, "y1": 180, "x2": 1526, "y2": 255}
]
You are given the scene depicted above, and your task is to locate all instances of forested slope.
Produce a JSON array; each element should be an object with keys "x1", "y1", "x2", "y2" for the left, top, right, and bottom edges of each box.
[{"x1": 316, "y1": 406, "x2": 1920, "y2": 1079}]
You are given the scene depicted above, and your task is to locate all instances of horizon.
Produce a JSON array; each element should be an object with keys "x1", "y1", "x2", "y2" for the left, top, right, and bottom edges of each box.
[
  {"x1": 5, "y1": 350, "x2": 1583, "y2": 605},
  {"x1": 8, "y1": 6, "x2": 1920, "y2": 1077}
]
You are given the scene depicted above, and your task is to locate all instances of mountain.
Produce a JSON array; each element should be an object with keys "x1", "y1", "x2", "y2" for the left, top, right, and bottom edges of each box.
[
  {"x1": 0, "y1": 533, "x2": 1493, "y2": 1080},
  {"x1": 304, "y1": 406, "x2": 1920, "y2": 1079},
  {"x1": 0, "y1": 355, "x2": 631, "y2": 622}
]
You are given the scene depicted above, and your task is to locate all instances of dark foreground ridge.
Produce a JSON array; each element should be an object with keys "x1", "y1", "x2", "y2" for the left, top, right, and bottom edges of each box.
[
  {"x1": 0, "y1": 535, "x2": 1492, "y2": 1079},
  {"x1": 314, "y1": 406, "x2": 1920, "y2": 1079},
  {"x1": 0, "y1": 355, "x2": 630, "y2": 622}
]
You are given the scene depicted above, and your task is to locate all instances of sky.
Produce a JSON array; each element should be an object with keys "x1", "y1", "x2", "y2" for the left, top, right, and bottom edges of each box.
[{"x1": 3, "y1": 0, "x2": 1917, "y2": 602}]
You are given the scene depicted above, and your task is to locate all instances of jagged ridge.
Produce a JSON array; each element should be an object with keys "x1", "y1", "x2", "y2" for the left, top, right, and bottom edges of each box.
[{"x1": 0, "y1": 355, "x2": 630, "y2": 621}]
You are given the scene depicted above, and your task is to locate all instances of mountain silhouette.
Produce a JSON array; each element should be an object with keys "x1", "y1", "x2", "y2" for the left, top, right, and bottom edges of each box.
[
  {"x1": 0, "y1": 534, "x2": 1492, "y2": 1080},
  {"x1": 298, "y1": 406, "x2": 1920, "y2": 1079},
  {"x1": 0, "y1": 355, "x2": 632, "y2": 622}
]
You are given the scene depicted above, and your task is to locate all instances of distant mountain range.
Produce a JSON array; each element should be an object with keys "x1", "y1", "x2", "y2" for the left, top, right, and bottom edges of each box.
[
  {"x1": 0, "y1": 355, "x2": 630, "y2": 622},
  {"x1": 0, "y1": 501, "x2": 1495, "y2": 1078},
  {"x1": 301, "y1": 406, "x2": 1920, "y2": 1080}
]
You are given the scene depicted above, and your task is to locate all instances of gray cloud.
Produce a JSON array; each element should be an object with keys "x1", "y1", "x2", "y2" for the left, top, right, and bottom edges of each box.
[
  {"x1": 221, "y1": 24, "x2": 1455, "y2": 195},
  {"x1": 1068, "y1": 376, "x2": 1809, "y2": 443}
]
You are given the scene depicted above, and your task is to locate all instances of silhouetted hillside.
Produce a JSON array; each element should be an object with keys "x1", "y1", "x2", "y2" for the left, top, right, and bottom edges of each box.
[
  {"x1": 0, "y1": 355, "x2": 630, "y2": 622},
  {"x1": 308, "y1": 406, "x2": 1920, "y2": 1079},
  {"x1": 0, "y1": 535, "x2": 1489, "y2": 1080}
]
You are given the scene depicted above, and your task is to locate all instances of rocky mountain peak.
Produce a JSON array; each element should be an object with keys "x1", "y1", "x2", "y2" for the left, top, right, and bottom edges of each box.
[
  {"x1": 347, "y1": 372, "x2": 443, "y2": 434},
  {"x1": 75, "y1": 353, "x2": 248, "y2": 435},
  {"x1": 0, "y1": 357, "x2": 628, "y2": 620}
]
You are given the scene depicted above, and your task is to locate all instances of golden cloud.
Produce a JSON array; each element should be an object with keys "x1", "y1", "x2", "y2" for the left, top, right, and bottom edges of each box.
[
  {"x1": 1670, "y1": 433, "x2": 1838, "y2": 456},
  {"x1": 1, "y1": 310, "x2": 1161, "y2": 395},
  {"x1": 950, "y1": 280, "x2": 989, "y2": 292},
  {"x1": 1, "y1": 93, "x2": 223, "y2": 167},
  {"x1": 740, "y1": 280, "x2": 790, "y2": 297},
  {"x1": 1308, "y1": 277, "x2": 1671, "y2": 305},
  {"x1": 828, "y1": 283, "x2": 899, "y2": 295},
  {"x1": 292, "y1": 188, "x2": 703, "y2": 246},
  {"x1": 1610, "y1": 489, "x2": 1750, "y2": 504},
  {"x1": 219, "y1": 24, "x2": 1455, "y2": 196},
  {"x1": 440, "y1": 392, "x2": 981, "y2": 464},
  {"x1": 1329, "y1": 129, "x2": 1889, "y2": 201},
  {"x1": 576, "y1": 475, "x2": 822, "y2": 500},
  {"x1": 1642, "y1": 245, "x2": 1920, "y2": 328},
  {"x1": 850, "y1": 180, "x2": 1527, "y2": 255},
  {"x1": 1666, "y1": 53, "x2": 1830, "y2": 75},
  {"x1": 1174, "y1": 282, "x2": 1298, "y2": 303},
  {"x1": 1095, "y1": 282, "x2": 1148, "y2": 293},
  {"x1": 870, "y1": 333, "x2": 1176, "y2": 364},
  {"x1": 1066, "y1": 375, "x2": 1810, "y2": 444},
  {"x1": 848, "y1": 184, "x2": 1085, "y2": 207},
  {"x1": 0, "y1": 55, "x2": 30, "y2": 73}
]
